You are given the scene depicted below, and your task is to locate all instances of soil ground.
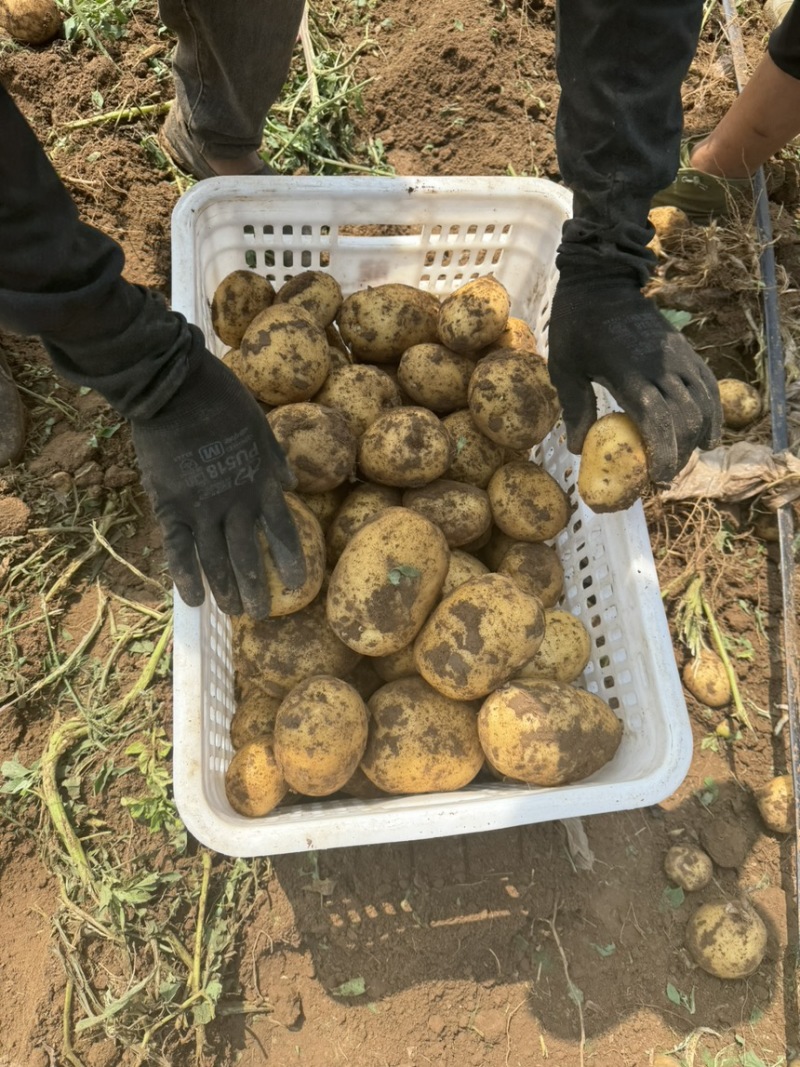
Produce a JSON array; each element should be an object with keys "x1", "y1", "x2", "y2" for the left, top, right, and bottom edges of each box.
[{"x1": 1, "y1": 2, "x2": 799, "y2": 1066}]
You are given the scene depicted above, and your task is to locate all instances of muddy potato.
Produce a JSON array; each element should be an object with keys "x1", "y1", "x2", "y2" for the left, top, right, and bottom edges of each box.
[
  {"x1": 682, "y1": 648, "x2": 731, "y2": 708},
  {"x1": 754, "y1": 774, "x2": 793, "y2": 835},
  {"x1": 327, "y1": 507, "x2": 450, "y2": 656},
  {"x1": 414, "y1": 573, "x2": 545, "y2": 700},
  {"x1": 647, "y1": 205, "x2": 691, "y2": 256},
  {"x1": 234, "y1": 595, "x2": 361, "y2": 693},
  {"x1": 442, "y1": 409, "x2": 506, "y2": 489},
  {"x1": 267, "y1": 403, "x2": 356, "y2": 492},
  {"x1": 342, "y1": 657, "x2": 385, "y2": 701},
  {"x1": 0, "y1": 0, "x2": 60, "y2": 43},
  {"x1": 358, "y1": 407, "x2": 455, "y2": 488},
  {"x1": 480, "y1": 527, "x2": 518, "y2": 570},
  {"x1": 468, "y1": 351, "x2": 560, "y2": 450},
  {"x1": 686, "y1": 900, "x2": 768, "y2": 979},
  {"x1": 225, "y1": 739, "x2": 288, "y2": 817},
  {"x1": 441, "y1": 549, "x2": 489, "y2": 598},
  {"x1": 338, "y1": 283, "x2": 440, "y2": 363},
  {"x1": 361, "y1": 677, "x2": 484, "y2": 794},
  {"x1": 296, "y1": 485, "x2": 348, "y2": 533},
  {"x1": 438, "y1": 276, "x2": 510, "y2": 354},
  {"x1": 497, "y1": 541, "x2": 564, "y2": 608},
  {"x1": 460, "y1": 525, "x2": 493, "y2": 554},
  {"x1": 480, "y1": 317, "x2": 540, "y2": 358},
  {"x1": 515, "y1": 610, "x2": 590, "y2": 683},
  {"x1": 275, "y1": 270, "x2": 343, "y2": 327},
  {"x1": 314, "y1": 363, "x2": 403, "y2": 436},
  {"x1": 403, "y1": 479, "x2": 492, "y2": 548},
  {"x1": 718, "y1": 378, "x2": 762, "y2": 429},
  {"x1": 259, "y1": 493, "x2": 325, "y2": 617},
  {"x1": 397, "y1": 344, "x2": 475, "y2": 413},
  {"x1": 239, "y1": 304, "x2": 330, "y2": 404},
  {"x1": 478, "y1": 678, "x2": 623, "y2": 786},
  {"x1": 578, "y1": 412, "x2": 649, "y2": 513},
  {"x1": 230, "y1": 690, "x2": 283, "y2": 750},
  {"x1": 211, "y1": 270, "x2": 276, "y2": 347},
  {"x1": 373, "y1": 642, "x2": 418, "y2": 682},
  {"x1": 326, "y1": 482, "x2": 402, "y2": 564},
  {"x1": 488, "y1": 461, "x2": 571, "y2": 542},
  {"x1": 274, "y1": 676, "x2": 369, "y2": 796},
  {"x1": 663, "y1": 844, "x2": 713, "y2": 892}
]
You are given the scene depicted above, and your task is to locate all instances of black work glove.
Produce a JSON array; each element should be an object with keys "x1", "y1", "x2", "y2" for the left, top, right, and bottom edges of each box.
[
  {"x1": 547, "y1": 268, "x2": 722, "y2": 483},
  {"x1": 131, "y1": 353, "x2": 305, "y2": 617}
]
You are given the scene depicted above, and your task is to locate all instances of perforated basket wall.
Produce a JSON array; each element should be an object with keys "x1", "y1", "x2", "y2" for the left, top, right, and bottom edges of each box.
[{"x1": 171, "y1": 177, "x2": 691, "y2": 857}]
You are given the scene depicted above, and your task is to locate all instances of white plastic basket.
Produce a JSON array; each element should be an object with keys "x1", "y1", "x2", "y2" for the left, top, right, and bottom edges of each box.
[{"x1": 170, "y1": 176, "x2": 691, "y2": 857}]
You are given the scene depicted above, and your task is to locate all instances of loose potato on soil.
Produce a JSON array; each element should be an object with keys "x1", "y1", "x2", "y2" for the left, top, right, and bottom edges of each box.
[
  {"x1": 211, "y1": 270, "x2": 276, "y2": 347},
  {"x1": 468, "y1": 351, "x2": 560, "y2": 450},
  {"x1": 685, "y1": 900, "x2": 768, "y2": 979},
  {"x1": 577, "y1": 412, "x2": 649, "y2": 512},
  {"x1": 663, "y1": 844, "x2": 713, "y2": 892},
  {"x1": 488, "y1": 461, "x2": 571, "y2": 542},
  {"x1": 442, "y1": 409, "x2": 506, "y2": 489},
  {"x1": 239, "y1": 304, "x2": 330, "y2": 404},
  {"x1": 361, "y1": 677, "x2": 484, "y2": 794},
  {"x1": 414, "y1": 573, "x2": 545, "y2": 700},
  {"x1": 477, "y1": 678, "x2": 623, "y2": 786},
  {"x1": 754, "y1": 774, "x2": 793, "y2": 835},
  {"x1": 314, "y1": 363, "x2": 402, "y2": 437},
  {"x1": 234, "y1": 595, "x2": 361, "y2": 694},
  {"x1": 230, "y1": 689, "x2": 283, "y2": 750},
  {"x1": 358, "y1": 407, "x2": 455, "y2": 488},
  {"x1": 718, "y1": 378, "x2": 762, "y2": 429},
  {"x1": 267, "y1": 403, "x2": 356, "y2": 492},
  {"x1": 373, "y1": 642, "x2": 418, "y2": 682},
  {"x1": 275, "y1": 270, "x2": 343, "y2": 327},
  {"x1": 327, "y1": 507, "x2": 450, "y2": 656},
  {"x1": 515, "y1": 609, "x2": 590, "y2": 683},
  {"x1": 682, "y1": 648, "x2": 731, "y2": 708},
  {"x1": 647, "y1": 205, "x2": 691, "y2": 255},
  {"x1": 441, "y1": 549, "x2": 489, "y2": 599},
  {"x1": 338, "y1": 283, "x2": 440, "y2": 363},
  {"x1": 259, "y1": 493, "x2": 325, "y2": 617},
  {"x1": 397, "y1": 344, "x2": 475, "y2": 412},
  {"x1": 438, "y1": 276, "x2": 510, "y2": 354},
  {"x1": 0, "y1": 0, "x2": 61, "y2": 43},
  {"x1": 274, "y1": 675, "x2": 369, "y2": 796},
  {"x1": 225, "y1": 739, "x2": 288, "y2": 817},
  {"x1": 496, "y1": 541, "x2": 564, "y2": 608},
  {"x1": 403, "y1": 479, "x2": 492, "y2": 548},
  {"x1": 481, "y1": 317, "x2": 540, "y2": 358},
  {"x1": 326, "y1": 482, "x2": 402, "y2": 564}
]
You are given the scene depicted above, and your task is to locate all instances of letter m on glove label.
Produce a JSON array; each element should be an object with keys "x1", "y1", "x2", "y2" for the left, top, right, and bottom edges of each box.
[{"x1": 199, "y1": 442, "x2": 225, "y2": 462}]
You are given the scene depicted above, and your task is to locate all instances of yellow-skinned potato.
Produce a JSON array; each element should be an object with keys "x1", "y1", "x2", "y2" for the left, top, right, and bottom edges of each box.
[
  {"x1": 438, "y1": 276, "x2": 510, "y2": 354},
  {"x1": 240, "y1": 305, "x2": 330, "y2": 405},
  {"x1": 327, "y1": 507, "x2": 450, "y2": 656},
  {"x1": 414, "y1": 574, "x2": 545, "y2": 700},
  {"x1": 275, "y1": 270, "x2": 343, "y2": 327},
  {"x1": 497, "y1": 541, "x2": 564, "y2": 608},
  {"x1": 488, "y1": 461, "x2": 571, "y2": 542},
  {"x1": 754, "y1": 774, "x2": 793, "y2": 835},
  {"x1": 403, "y1": 479, "x2": 492, "y2": 548},
  {"x1": 481, "y1": 317, "x2": 540, "y2": 358},
  {"x1": 442, "y1": 409, "x2": 506, "y2": 489},
  {"x1": 685, "y1": 900, "x2": 767, "y2": 979},
  {"x1": 682, "y1": 648, "x2": 731, "y2": 708},
  {"x1": 341, "y1": 657, "x2": 384, "y2": 702},
  {"x1": 515, "y1": 609, "x2": 590, "y2": 683},
  {"x1": 468, "y1": 351, "x2": 560, "y2": 450},
  {"x1": 397, "y1": 344, "x2": 475, "y2": 413},
  {"x1": 260, "y1": 494, "x2": 325, "y2": 617},
  {"x1": 718, "y1": 378, "x2": 762, "y2": 429},
  {"x1": 230, "y1": 690, "x2": 283, "y2": 750},
  {"x1": 477, "y1": 678, "x2": 623, "y2": 786},
  {"x1": 225, "y1": 739, "x2": 288, "y2": 817},
  {"x1": 296, "y1": 485, "x2": 349, "y2": 533},
  {"x1": 211, "y1": 270, "x2": 276, "y2": 348},
  {"x1": 373, "y1": 642, "x2": 418, "y2": 682},
  {"x1": 480, "y1": 526, "x2": 518, "y2": 570},
  {"x1": 0, "y1": 0, "x2": 61, "y2": 44},
  {"x1": 361, "y1": 677, "x2": 484, "y2": 794},
  {"x1": 326, "y1": 482, "x2": 402, "y2": 565},
  {"x1": 338, "y1": 283, "x2": 440, "y2": 363},
  {"x1": 234, "y1": 596, "x2": 361, "y2": 694},
  {"x1": 314, "y1": 363, "x2": 402, "y2": 437},
  {"x1": 358, "y1": 407, "x2": 455, "y2": 488},
  {"x1": 578, "y1": 412, "x2": 649, "y2": 513},
  {"x1": 441, "y1": 549, "x2": 489, "y2": 599},
  {"x1": 663, "y1": 844, "x2": 713, "y2": 892},
  {"x1": 274, "y1": 676, "x2": 369, "y2": 796},
  {"x1": 267, "y1": 403, "x2": 356, "y2": 492}
]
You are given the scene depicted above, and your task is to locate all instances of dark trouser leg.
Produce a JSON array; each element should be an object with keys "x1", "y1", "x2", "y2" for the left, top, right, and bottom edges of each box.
[
  {"x1": 158, "y1": 0, "x2": 306, "y2": 159},
  {"x1": 769, "y1": 0, "x2": 800, "y2": 76}
]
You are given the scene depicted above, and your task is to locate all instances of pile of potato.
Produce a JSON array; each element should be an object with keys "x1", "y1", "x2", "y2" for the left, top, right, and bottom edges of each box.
[{"x1": 212, "y1": 268, "x2": 624, "y2": 817}]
